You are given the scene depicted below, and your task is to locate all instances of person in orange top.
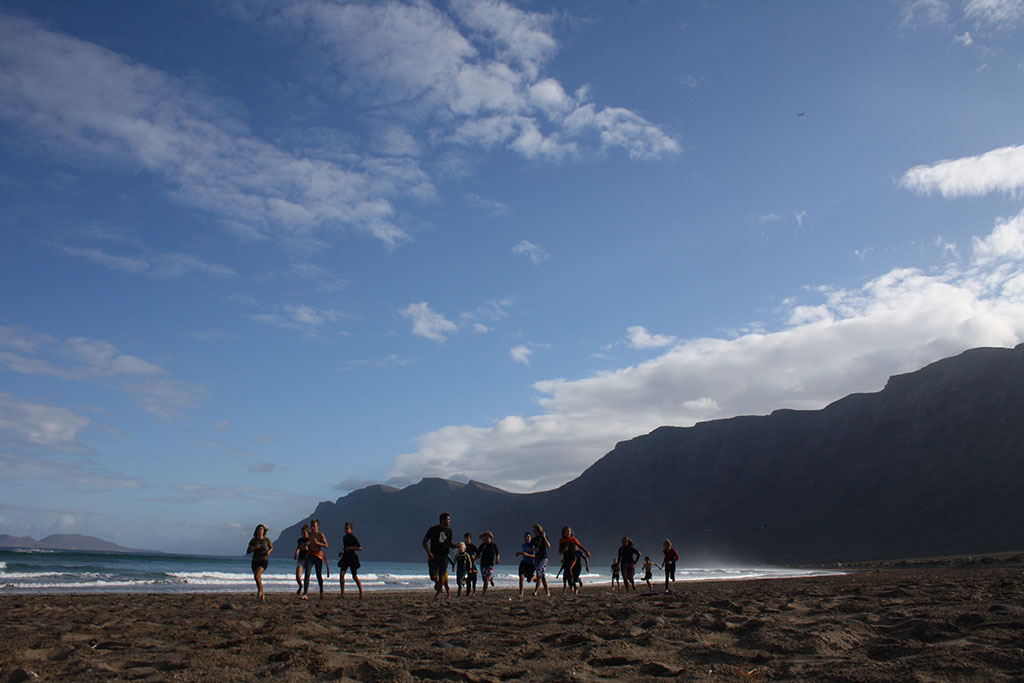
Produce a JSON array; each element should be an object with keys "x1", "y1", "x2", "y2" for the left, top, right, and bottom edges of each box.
[{"x1": 300, "y1": 518, "x2": 328, "y2": 600}]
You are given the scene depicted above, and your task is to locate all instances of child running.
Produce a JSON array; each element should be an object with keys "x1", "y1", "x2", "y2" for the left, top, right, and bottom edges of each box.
[
  {"x1": 516, "y1": 531, "x2": 535, "y2": 598},
  {"x1": 463, "y1": 533, "x2": 478, "y2": 595},
  {"x1": 610, "y1": 557, "x2": 620, "y2": 591},
  {"x1": 454, "y1": 542, "x2": 473, "y2": 596},
  {"x1": 641, "y1": 555, "x2": 662, "y2": 592},
  {"x1": 530, "y1": 524, "x2": 551, "y2": 597},
  {"x1": 477, "y1": 531, "x2": 500, "y2": 595},
  {"x1": 662, "y1": 539, "x2": 680, "y2": 593}
]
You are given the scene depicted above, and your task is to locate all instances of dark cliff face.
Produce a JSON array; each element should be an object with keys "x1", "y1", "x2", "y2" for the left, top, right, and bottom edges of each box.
[{"x1": 276, "y1": 345, "x2": 1024, "y2": 564}]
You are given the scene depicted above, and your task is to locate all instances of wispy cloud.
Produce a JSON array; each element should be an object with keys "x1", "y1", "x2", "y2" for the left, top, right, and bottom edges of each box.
[
  {"x1": 626, "y1": 326, "x2": 678, "y2": 349},
  {"x1": 0, "y1": 13, "x2": 425, "y2": 248},
  {"x1": 249, "y1": 304, "x2": 347, "y2": 338},
  {"x1": 512, "y1": 240, "x2": 549, "y2": 265},
  {"x1": 510, "y1": 344, "x2": 533, "y2": 365},
  {"x1": 964, "y1": 0, "x2": 1024, "y2": 29},
  {"x1": 253, "y1": 0, "x2": 679, "y2": 163},
  {"x1": 0, "y1": 393, "x2": 90, "y2": 448},
  {"x1": 0, "y1": 324, "x2": 205, "y2": 419},
  {"x1": 401, "y1": 302, "x2": 459, "y2": 342}
]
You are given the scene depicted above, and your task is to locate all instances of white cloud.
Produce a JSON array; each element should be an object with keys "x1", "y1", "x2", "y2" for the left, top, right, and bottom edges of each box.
[
  {"x1": 964, "y1": 0, "x2": 1024, "y2": 29},
  {"x1": 401, "y1": 302, "x2": 459, "y2": 342},
  {"x1": 267, "y1": 1, "x2": 679, "y2": 163},
  {"x1": 0, "y1": 324, "x2": 205, "y2": 419},
  {"x1": 954, "y1": 30, "x2": 974, "y2": 45},
  {"x1": 512, "y1": 240, "x2": 549, "y2": 265},
  {"x1": 626, "y1": 326, "x2": 678, "y2": 349},
  {"x1": 0, "y1": 13, "x2": 423, "y2": 248},
  {"x1": 900, "y1": 144, "x2": 1024, "y2": 197},
  {"x1": 389, "y1": 213, "x2": 1024, "y2": 492},
  {"x1": 249, "y1": 304, "x2": 347, "y2": 337},
  {"x1": 0, "y1": 393, "x2": 89, "y2": 448},
  {"x1": 510, "y1": 345, "x2": 533, "y2": 365},
  {"x1": 972, "y1": 210, "x2": 1024, "y2": 263},
  {"x1": 901, "y1": 0, "x2": 951, "y2": 27}
]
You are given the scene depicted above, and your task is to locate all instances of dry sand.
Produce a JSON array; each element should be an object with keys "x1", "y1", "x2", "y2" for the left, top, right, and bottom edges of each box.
[{"x1": 2, "y1": 566, "x2": 1023, "y2": 681}]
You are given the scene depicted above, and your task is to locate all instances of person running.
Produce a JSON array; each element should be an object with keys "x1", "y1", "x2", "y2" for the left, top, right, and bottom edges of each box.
[
  {"x1": 463, "y1": 532, "x2": 478, "y2": 595},
  {"x1": 662, "y1": 539, "x2": 680, "y2": 592},
  {"x1": 617, "y1": 537, "x2": 641, "y2": 592},
  {"x1": 293, "y1": 524, "x2": 309, "y2": 595},
  {"x1": 610, "y1": 557, "x2": 620, "y2": 592},
  {"x1": 301, "y1": 518, "x2": 328, "y2": 600},
  {"x1": 423, "y1": 513, "x2": 457, "y2": 596},
  {"x1": 246, "y1": 524, "x2": 273, "y2": 601},
  {"x1": 557, "y1": 526, "x2": 589, "y2": 595},
  {"x1": 454, "y1": 542, "x2": 473, "y2": 596},
  {"x1": 641, "y1": 555, "x2": 662, "y2": 592},
  {"x1": 477, "y1": 531, "x2": 500, "y2": 595},
  {"x1": 516, "y1": 531, "x2": 535, "y2": 597},
  {"x1": 337, "y1": 521, "x2": 363, "y2": 599},
  {"x1": 530, "y1": 524, "x2": 551, "y2": 597}
]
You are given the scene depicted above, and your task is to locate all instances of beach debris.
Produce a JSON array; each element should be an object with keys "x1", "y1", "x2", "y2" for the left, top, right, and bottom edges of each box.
[
  {"x1": 642, "y1": 616, "x2": 665, "y2": 629},
  {"x1": 8, "y1": 668, "x2": 39, "y2": 682},
  {"x1": 219, "y1": 602, "x2": 236, "y2": 611}
]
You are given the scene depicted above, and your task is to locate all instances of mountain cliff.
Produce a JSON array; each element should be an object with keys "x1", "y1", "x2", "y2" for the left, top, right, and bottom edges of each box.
[{"x1": 277, "y1": 345, "x2": 1024, "y2": 564}]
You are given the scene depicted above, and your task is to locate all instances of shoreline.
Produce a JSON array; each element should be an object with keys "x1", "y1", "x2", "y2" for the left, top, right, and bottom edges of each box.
[{"x1": 3, "y1": 565, "x2": 1022, "y2": 680}]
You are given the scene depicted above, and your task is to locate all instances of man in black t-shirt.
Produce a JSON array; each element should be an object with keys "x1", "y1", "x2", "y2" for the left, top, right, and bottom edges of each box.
[{"x1": 422, "y1": 512, "x2": 456, "y2": 593}]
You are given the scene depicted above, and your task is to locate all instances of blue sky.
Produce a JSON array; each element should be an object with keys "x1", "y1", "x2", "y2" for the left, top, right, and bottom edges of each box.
[{"x1": 1, "y1": 0, "x2": 1023, "y2": 555}]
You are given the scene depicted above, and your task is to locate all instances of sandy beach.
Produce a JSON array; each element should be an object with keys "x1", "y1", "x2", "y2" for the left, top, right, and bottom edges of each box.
[{"x1": 2, "y1": 565, "x2": 1023, "y2": 681}]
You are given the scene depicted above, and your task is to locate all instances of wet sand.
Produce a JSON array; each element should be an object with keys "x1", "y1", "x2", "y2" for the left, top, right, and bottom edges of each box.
[{"x1": 2, "y1": 566, "x2": 1023, "y2": 681}]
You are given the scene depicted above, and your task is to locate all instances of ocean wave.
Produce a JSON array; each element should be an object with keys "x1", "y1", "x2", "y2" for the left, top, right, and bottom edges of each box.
[{"x1": 12, "y1": 549, "x2": 57, "y2": 554}]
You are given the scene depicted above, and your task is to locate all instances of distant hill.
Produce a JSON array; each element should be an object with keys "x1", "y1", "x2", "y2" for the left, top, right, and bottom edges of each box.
[
  {"x1": 277, "y1": 345, "x2": 1024, "y2": 564},
  {"x1": 0, "y1": 534, "x2": 150, "y2": 553}
]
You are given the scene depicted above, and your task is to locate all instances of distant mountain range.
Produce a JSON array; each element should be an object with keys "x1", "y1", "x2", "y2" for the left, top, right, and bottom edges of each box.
[
  {"x1": 0, "y1": 534, "x2": 148, "y2": 553},
  {"x1": 277, "y1": 344, "x2": 1024, "y2": 565}
]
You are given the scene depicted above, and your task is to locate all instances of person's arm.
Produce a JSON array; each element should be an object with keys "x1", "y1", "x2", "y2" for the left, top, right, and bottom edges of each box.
[
  {"x1": 423, "y1": 533, "x2": 433, "y2": 559},
  {"x1": 246, "y1": 539, "x2": 254, "y2": 555},
  {"x1": 267, "y1": 540, "x2": 273, "y2": 554},
  {"x1": 319, "y1": 534, "x2": 327, "y2": 550}
]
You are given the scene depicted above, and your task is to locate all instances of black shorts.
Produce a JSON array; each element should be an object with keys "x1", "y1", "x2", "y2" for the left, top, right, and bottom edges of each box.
[
  {"x1": 518, "y1": 561, "x2": 535, "y2": 580},
  {"x1": 251, "y1": 559, "x2": 268, "y2": 572},
  {"x1": 428, "y1": 556, "x2": 449, "y2": 581},
  {"x1": 338, "y1": 559, "x2": 360, "y2": 573}
]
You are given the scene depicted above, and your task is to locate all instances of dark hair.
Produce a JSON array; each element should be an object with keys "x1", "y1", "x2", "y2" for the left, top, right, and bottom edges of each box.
[
  {"x1": 253, "y1": 524, "x2": 266, "y2": 537},
  {"x1": 439, "y1": 512, "x2": 451, "y2": 522}
]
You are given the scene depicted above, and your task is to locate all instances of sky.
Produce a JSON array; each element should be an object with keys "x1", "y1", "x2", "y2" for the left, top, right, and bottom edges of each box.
[{"x1": 1, "y1": 0, "x2": 1023, "y2": 555}]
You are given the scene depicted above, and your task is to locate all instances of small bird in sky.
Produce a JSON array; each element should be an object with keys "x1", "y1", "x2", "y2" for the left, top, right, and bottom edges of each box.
[{"x1": 797, "y1": 112, "x2": 805, "y2": 117}]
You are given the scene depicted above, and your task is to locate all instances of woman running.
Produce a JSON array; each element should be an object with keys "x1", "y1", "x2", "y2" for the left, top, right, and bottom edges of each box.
[
  {"x1": 246, "y1": 524, "x2": 273, "y2": 601},
  {"x1": 301, "y1": 518, "x2": 328, "y2": 600}
]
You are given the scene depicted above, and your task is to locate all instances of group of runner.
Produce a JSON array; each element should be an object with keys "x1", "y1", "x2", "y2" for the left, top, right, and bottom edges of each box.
[
  {"x1": 246, "y1": 518, "x2": 365, "y2": 601},
  {"x1": 248, "y1": 513, "x2": 681, "y2": 600},
  {"x1": 421, "y1": 512, "x2": 678, "y2": 598}
]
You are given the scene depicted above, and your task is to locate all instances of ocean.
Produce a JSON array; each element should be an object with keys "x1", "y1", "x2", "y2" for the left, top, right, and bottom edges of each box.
[{"x1": 0, "y1": 548, "x2": 839, "y2": 594}]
